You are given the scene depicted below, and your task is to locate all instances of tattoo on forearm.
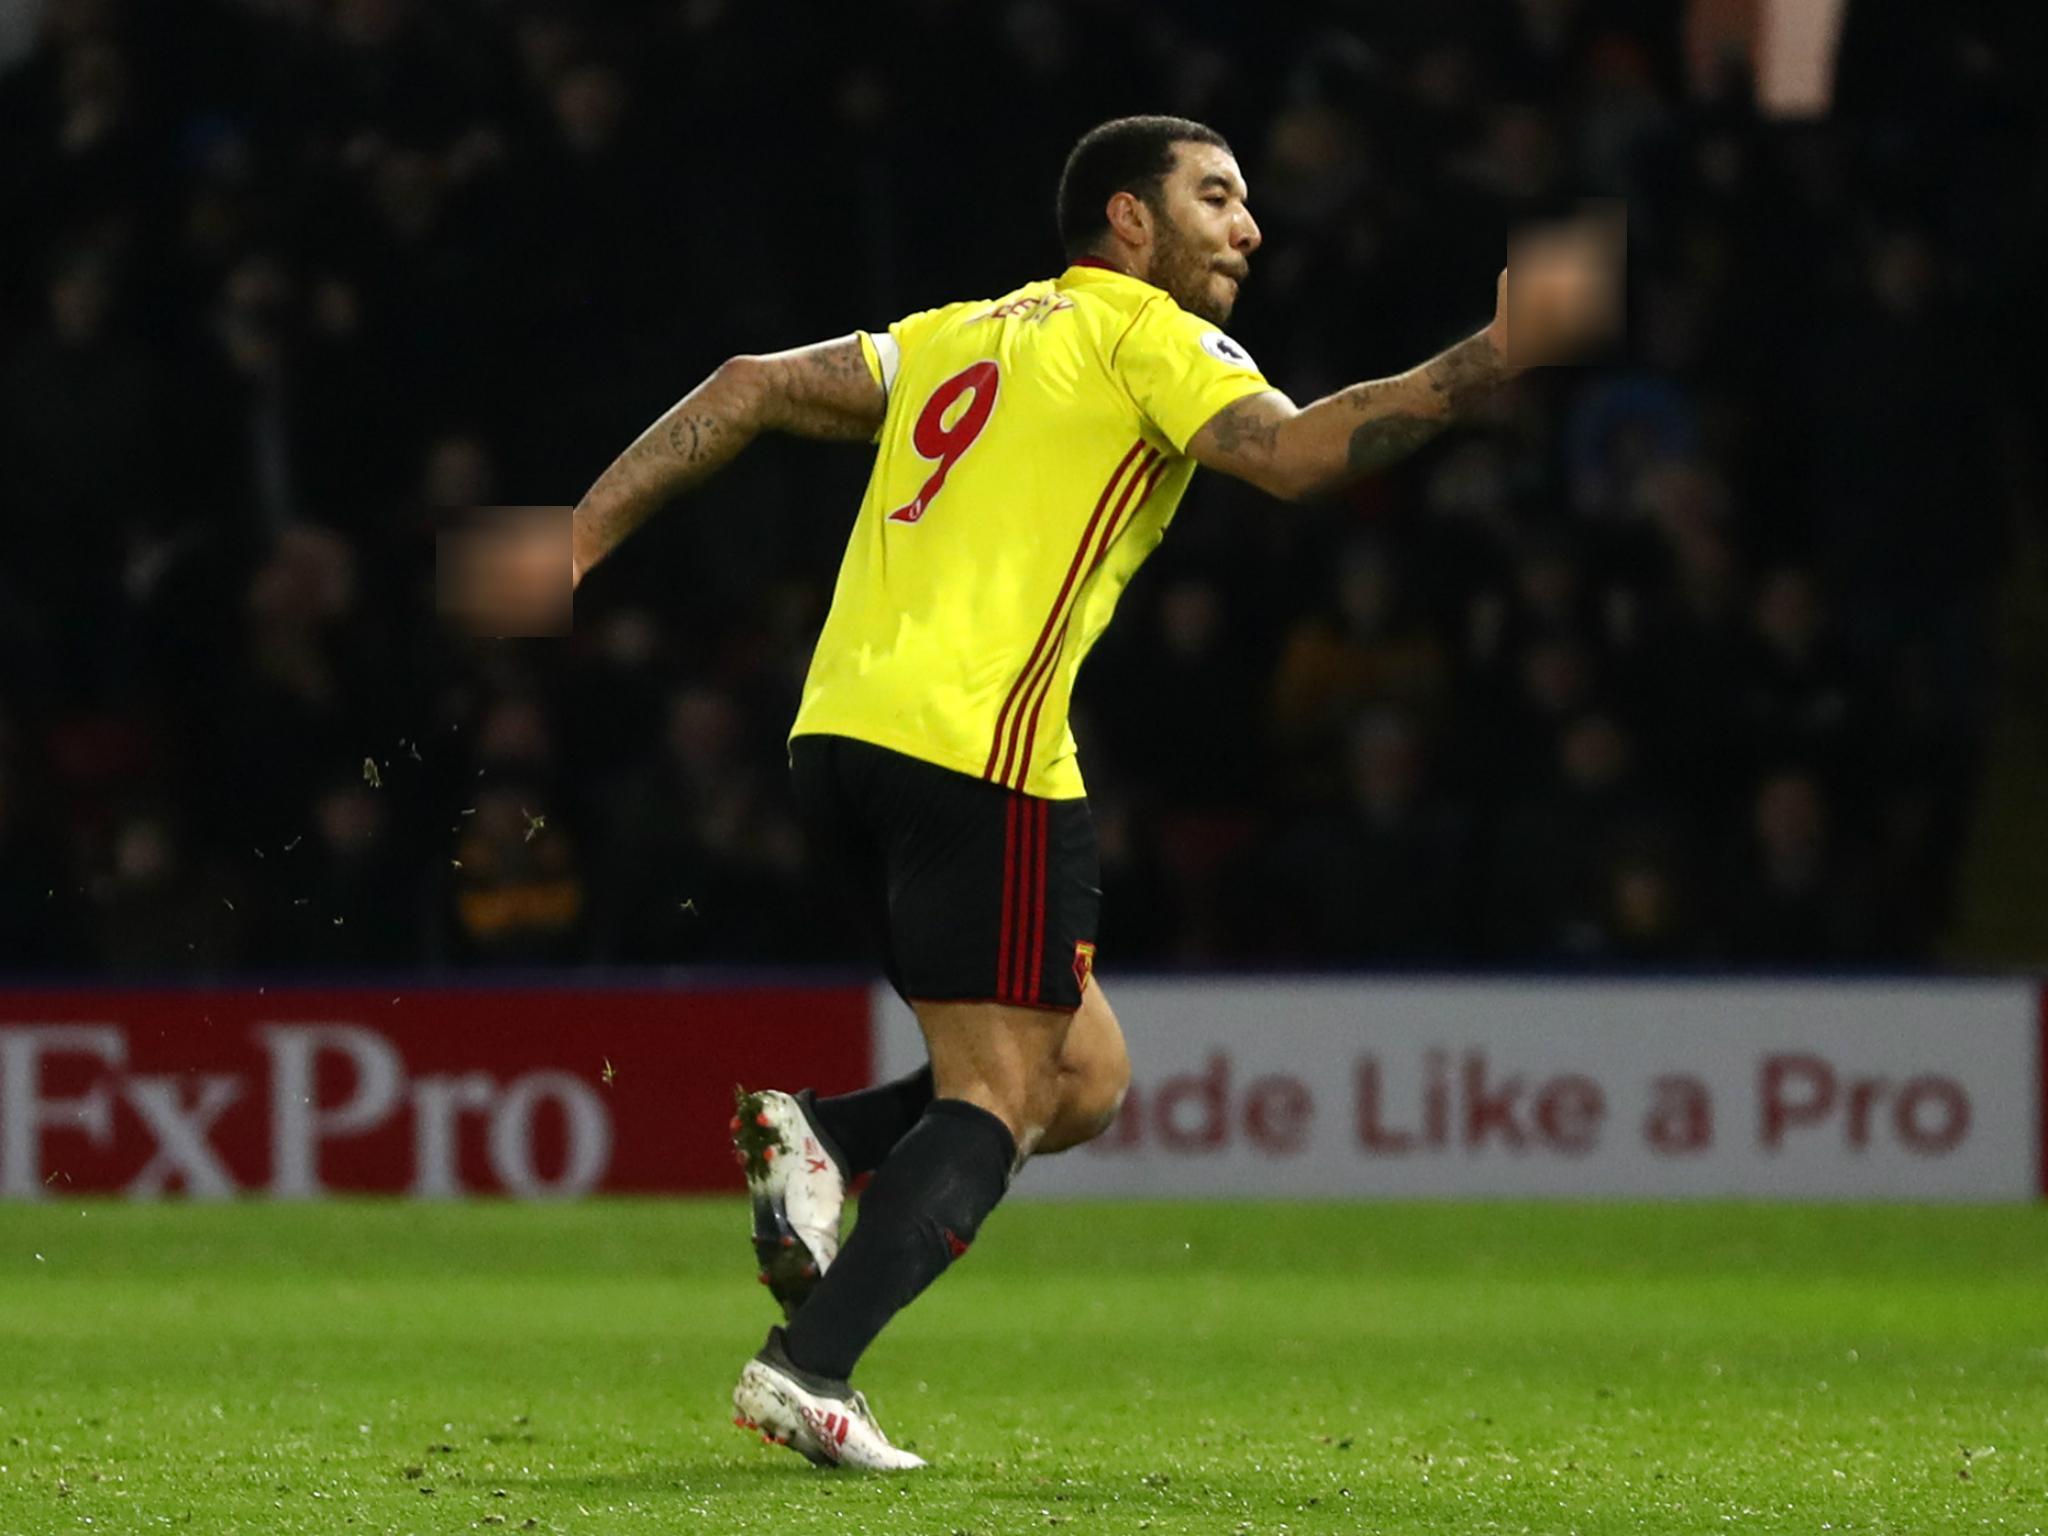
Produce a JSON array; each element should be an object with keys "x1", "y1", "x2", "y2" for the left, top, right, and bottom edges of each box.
[
  {"x1": 665, "y1": 413, "x2": 708, "y2": 461},
  {"x1": 1326, "y1": 332, "x2": 1506, "y2": 484},
  {"x1": 1344, "y1": 413, "x2": 1447, "y2": 476},
  {"x1": 1337, "y1": 333, "x2": 1503, "y2": 422},
  {"x1": 1420, "y1": 332, "x2": 1507, "y2": 417}
]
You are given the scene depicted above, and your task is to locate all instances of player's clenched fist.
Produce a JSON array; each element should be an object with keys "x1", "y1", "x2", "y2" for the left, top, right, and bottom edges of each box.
[{"x1": 1488, "y1": 203, "x2": 1627, "y2": 370}]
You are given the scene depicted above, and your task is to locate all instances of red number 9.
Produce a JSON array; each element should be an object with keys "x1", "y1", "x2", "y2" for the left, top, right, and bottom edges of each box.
[{"x1": 887, "y1": 360, "x2": 1000, "y2": 524}]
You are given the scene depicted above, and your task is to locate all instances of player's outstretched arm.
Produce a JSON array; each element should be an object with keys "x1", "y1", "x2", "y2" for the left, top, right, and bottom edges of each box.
[
  {"x1": 1188, "y1": 326, "x2": 1510, "y2": 502},
  {"x1": 1189, "y1": 214, "x2": 1623, "y2": 502},
  {"x1": 571, "y1": 335, "x2": 884, "y2": 588}
]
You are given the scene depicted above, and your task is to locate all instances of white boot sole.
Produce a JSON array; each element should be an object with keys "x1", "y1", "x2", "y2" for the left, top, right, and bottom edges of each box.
[{"x1": 734, "y1": 1091, "x2": 840, "y2": 1319}]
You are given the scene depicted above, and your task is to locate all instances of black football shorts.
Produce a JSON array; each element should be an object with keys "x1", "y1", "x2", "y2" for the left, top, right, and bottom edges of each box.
[{"x1": 789, "y1": 734, "x2": 1101, "y2": 1010}]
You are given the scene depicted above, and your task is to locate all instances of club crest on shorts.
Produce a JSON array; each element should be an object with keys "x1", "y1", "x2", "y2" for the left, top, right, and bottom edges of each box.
[{"x1": 1072, "y1": 940, "x2": 1097, "y2": 992}]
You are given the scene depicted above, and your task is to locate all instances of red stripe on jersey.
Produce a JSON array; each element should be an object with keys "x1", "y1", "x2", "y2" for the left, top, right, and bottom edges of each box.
[
  {"x1": 998, "y1": 446, "x2": 1160, "y2": 789},
  {"x1": 1010, "y1": 628, "x2": 1073, "y2": 801},
  {"x1": 1008, "y1": 449, "x2": 1167, "y2": 790},
  {"x1": 1133, "y1": 453, "x2": 1172, "y2": 514},
  {"x1": 996, "y1": 793, "x2": 1019, "y2": 1001},
  {"x1": 983, "y1": 440, "x2": 1148, "y2": 786},
  {"x1": 986, "y1": 440, "x2": 1147, "y2": 786}
]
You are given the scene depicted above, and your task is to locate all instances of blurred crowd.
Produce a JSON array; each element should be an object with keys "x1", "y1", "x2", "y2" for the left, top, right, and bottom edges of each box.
[{"x1": 1, "y1": 0, "x2": 2042, "y2": 976}]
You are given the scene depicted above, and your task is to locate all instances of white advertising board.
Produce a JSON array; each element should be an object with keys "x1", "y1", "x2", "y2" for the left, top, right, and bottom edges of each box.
[{"x1": 872, "y1": 979, "x2": 2043, "y2": 1201}]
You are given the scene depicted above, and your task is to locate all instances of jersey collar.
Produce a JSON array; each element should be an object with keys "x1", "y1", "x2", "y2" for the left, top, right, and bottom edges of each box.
[{"x1": 1060, "y1": 257, "x2": 1168, "y2": 298}]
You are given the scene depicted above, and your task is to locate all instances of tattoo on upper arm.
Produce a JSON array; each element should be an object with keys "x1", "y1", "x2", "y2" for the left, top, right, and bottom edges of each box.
[
  {"x1": 764, "y1": 338, "x2": 885, "y2": 441},
  {"x1": 814, "y1": 341, "x2": 874, "y2": 382},
  {"x1": 1205, "y1": 397, "x2": 1281, "y2": 457}
]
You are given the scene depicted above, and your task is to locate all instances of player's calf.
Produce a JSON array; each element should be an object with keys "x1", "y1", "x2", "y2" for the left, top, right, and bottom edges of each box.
[
  {"x1": 769, "y1": 1000, "x2": 1041, "y2": 1390},
  {"x1": 778, "y1": 1095, "x2": 1017, "y2": 1381}
]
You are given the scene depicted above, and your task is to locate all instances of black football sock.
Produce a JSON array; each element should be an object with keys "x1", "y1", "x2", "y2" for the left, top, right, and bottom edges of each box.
[
  {"x1": 800, "y1": 1065, "x2": 935, "y2": 1178},
  {"x1": 780, "y1": 1098, "x2": 1015, "y2": 1382}
]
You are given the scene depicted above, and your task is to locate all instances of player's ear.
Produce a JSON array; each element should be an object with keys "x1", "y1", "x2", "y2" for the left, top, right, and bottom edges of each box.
[{"x1": 1105, "y1": 189, "x2": 1150, "y2": 249}]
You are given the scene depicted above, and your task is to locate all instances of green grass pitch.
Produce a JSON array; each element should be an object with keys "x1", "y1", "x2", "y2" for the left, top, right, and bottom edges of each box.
[{"x1": 1, "y1": 1201, "x2": 2043, "y2": 1534}]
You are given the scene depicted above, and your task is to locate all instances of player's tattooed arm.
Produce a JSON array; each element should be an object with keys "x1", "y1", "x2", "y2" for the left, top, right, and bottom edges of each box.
[
  {"x1": 572, "y1": 335, "x2": 885, "y2": 586},
  {"x1": 753, "y1": 336, "x2": 890, "y2": 441},
  {"x1": 1185, "y1": 220, "x2": 1624, "y2": 505},
  {"x1": 1187, "y1": 329, "x2": 1512, "y2": 503},
  {"x1": 1324, "y1": 331, "x2": 1507, "y2": 482}
]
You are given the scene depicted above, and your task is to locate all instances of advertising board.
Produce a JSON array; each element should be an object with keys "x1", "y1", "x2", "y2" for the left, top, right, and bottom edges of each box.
[
  {"x1": 875, "y1": 979, "x2": 2044, "y2": 1201},
  {"x1": 0, "y1": 984, "x2": 870, "y2": 1199}
]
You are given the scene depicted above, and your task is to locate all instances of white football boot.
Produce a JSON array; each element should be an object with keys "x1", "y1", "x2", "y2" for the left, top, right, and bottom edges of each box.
[
  {"x1": 731, "y1": 1088, "x2": 844, "y2": 1319},
  {"x1": 731, "y1": 1328, "x2": 927, "y2": 1471}
]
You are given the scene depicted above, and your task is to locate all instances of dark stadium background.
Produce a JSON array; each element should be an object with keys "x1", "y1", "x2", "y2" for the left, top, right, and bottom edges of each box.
[{"x1": 2, "y1": 0, "x2": 2044, "y2": 980}]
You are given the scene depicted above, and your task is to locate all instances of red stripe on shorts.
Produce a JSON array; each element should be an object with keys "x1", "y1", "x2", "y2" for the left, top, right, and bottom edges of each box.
[
  {"x1": 1030, "y1": 797, "x2": 1049, "y2": 1003},
  {"x1": 996, "y1": 793, "x2": 1019, "y2": 1002},
  {"x1": 1019, "y1": 798, "x2": 1048, "y2": 1003}
]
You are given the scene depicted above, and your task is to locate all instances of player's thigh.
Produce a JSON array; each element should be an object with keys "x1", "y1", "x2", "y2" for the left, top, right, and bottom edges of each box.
[{"x1": 913, "y1": 997, "x2": 1076, "y2": 1138}]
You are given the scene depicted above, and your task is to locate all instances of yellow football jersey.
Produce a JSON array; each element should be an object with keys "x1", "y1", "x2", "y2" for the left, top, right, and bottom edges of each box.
[{"x1": 790, "y1": 263, "x2": 1273, "y2": 798}]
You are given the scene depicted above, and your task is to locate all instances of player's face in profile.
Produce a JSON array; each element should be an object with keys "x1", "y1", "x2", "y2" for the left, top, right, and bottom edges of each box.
[{"x1": 1149, "y1": 142, "x2": 1260, "y2": 325}]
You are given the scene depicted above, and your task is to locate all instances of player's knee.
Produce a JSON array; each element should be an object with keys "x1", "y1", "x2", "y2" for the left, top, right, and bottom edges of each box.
[
  {"x1": 1063, "y1": 1043, "x2": 1131, "y2": 1148},
  {"x1": 1087, "y1": 1052, "x2": 1132, "y2": 1136},
  {"x1": 1019, "y1": 1054, "x2": 1071, "y2": 1145},
  {"x1": 942, "y1": 1055, "x2": 1065, "y2": 1154},
  {"x1": 1104, "y1": 1054, "x2": 1132, "y2": 1121}
]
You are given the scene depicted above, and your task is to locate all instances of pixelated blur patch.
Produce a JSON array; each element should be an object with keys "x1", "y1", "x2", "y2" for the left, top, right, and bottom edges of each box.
[
  {"x1": 1502, "y1": 199, "x2": 1627, "y2": 370},
  {"x1": 437, "y1": 506, "x2": 572, "y2": 637}
]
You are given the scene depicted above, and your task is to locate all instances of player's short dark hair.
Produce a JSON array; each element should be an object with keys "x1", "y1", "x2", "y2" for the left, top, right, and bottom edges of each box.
[{"x1": 1057, "y1": 115, "x2": 1233, "y2": 259}]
